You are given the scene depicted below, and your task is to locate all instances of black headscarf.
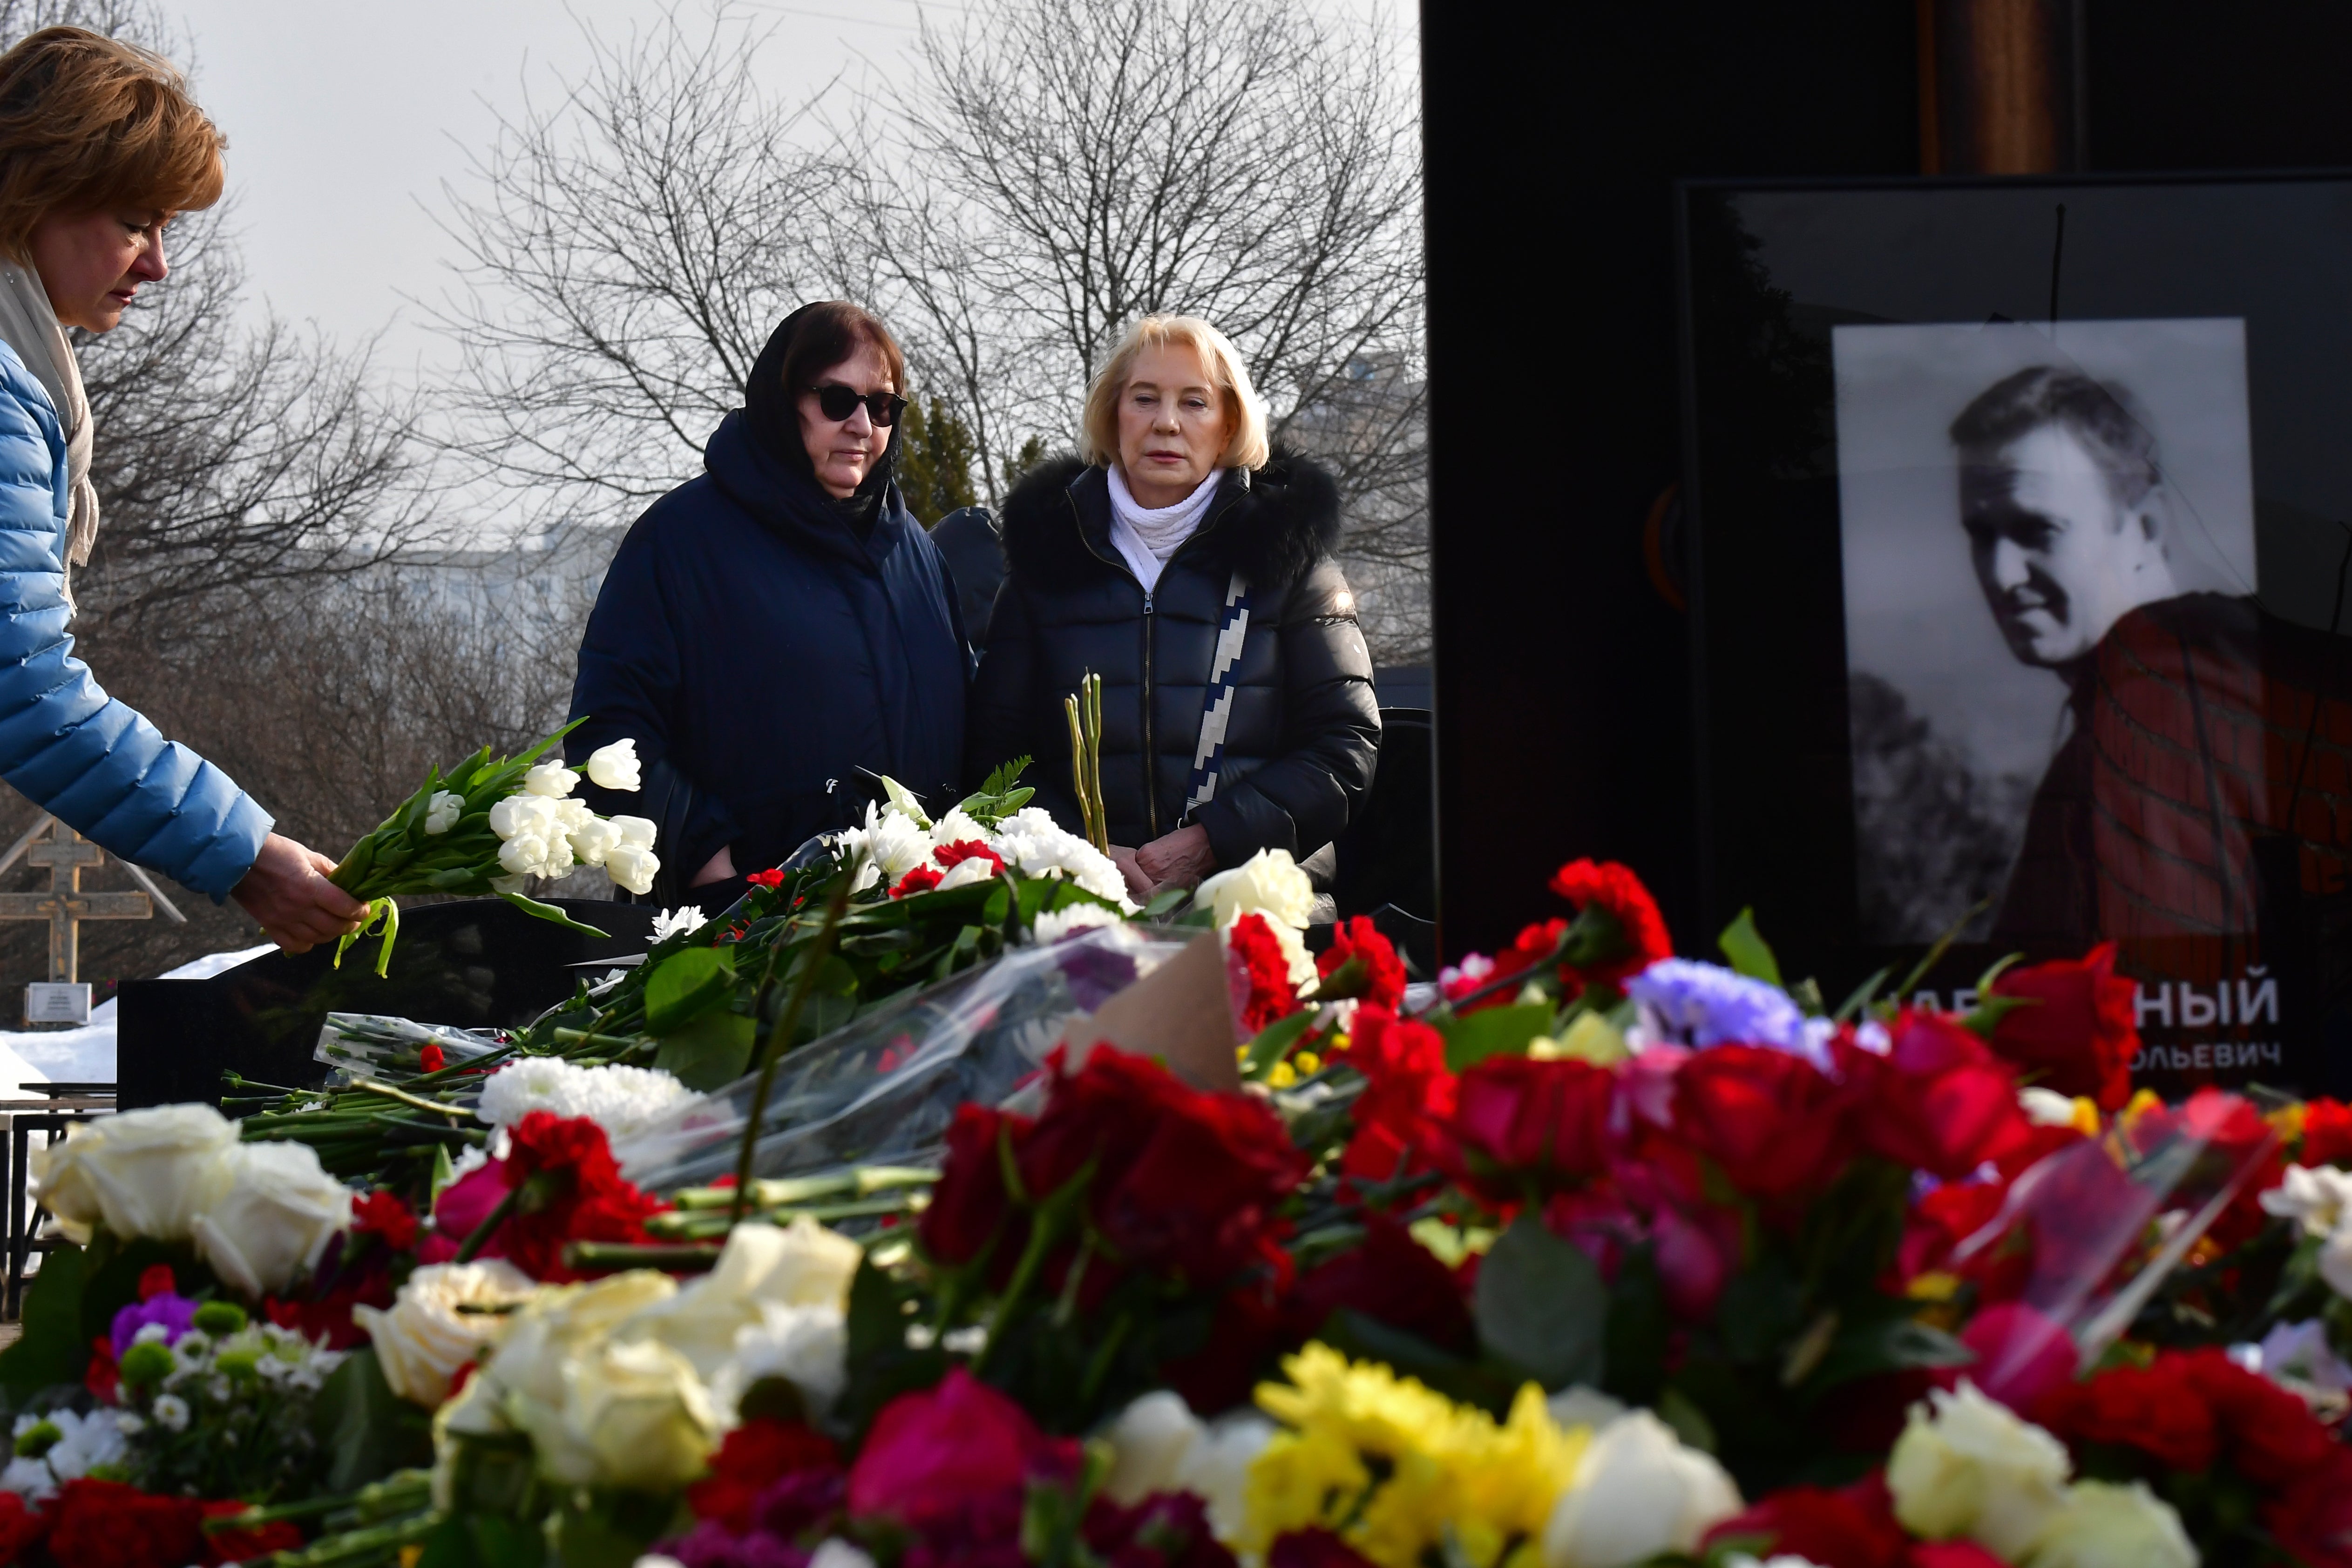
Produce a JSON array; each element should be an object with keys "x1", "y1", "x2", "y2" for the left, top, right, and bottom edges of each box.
[{"x1": 745, "y1": 304, "x2": 901, "y2": 534}]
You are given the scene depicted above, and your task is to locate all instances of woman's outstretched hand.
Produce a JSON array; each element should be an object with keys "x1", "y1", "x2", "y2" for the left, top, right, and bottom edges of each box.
[{"x1": 231, "y1": 833, "x2": 369, "y2": 952}]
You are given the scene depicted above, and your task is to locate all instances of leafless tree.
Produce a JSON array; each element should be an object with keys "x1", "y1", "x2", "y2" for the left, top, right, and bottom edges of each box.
[{"x1": 424, "y1": 8, "x2": 847, "y2": 535}]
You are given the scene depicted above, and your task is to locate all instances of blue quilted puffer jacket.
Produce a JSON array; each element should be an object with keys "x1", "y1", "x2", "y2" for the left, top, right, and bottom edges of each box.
[{"x1": 0, "y1": 340, "x2": 268, "y2": 899}]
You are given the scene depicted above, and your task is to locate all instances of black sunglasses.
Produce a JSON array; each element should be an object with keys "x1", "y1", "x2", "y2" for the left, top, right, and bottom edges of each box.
[{"x1": 808, "y1": 384, "x2": 908, "y2": 426}]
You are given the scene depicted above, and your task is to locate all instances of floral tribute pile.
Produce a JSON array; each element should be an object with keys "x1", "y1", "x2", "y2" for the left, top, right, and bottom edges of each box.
[{"x1": 3, "y1": 847, "x2": 2352, "y2": 1568}]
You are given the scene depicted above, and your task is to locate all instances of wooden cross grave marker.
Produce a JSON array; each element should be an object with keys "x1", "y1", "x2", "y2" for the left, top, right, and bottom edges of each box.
[{"x1": 0, "y1": 814, "x2": 185, "y2": 983}]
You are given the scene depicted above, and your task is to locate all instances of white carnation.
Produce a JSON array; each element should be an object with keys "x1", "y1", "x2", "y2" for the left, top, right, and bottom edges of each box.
[
  {"x1": 862, "y1": 804, "x2": 935, "y2": 881},
  {"x1": 523, "y1": 761, "x2": 578, "y2": 798},
  {"x1": 1030, "y1": 903, "x2": 1123, "y2": 943},
  {"x1": 477, "y1": 1059, "x2": 694, "y2": 1142},
  {"x1": 928, "y1": 808, "x2": 993, "y2": 848},
  {"x1": 995, "y1": 808, "x2": 1136, "y2": 911},
  {"x1": 651, "y1": 906, "x2": 709, "y2": 943}
]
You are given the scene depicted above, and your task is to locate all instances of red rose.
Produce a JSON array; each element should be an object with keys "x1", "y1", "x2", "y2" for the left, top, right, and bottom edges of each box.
[
  {"x1": 892, "y1": 865, "x2": 945, "y2": 898},
  {"x1": 1444, "y1": 1055, "x2": 1613, "y2": 1200},
  {"x1": 48, "y1": 1480, "x2": 203, "y2": 1568},
  {"x1": 1945, "y1": 1302, "x2": 2077, "y2": 1418},
  {"x1": 1162, "y1": 1277, "x2": 1291, "y2": 1415},
  {"x1": 1314, "y1": 917, "x2": 1407, "y2": 1011},
  {"x1": 746, "y1": 867, "x2": 786, "y2": 889},
  {"x1": 351, "y1": 1189, "x2": 418, "y2": 1250},
  {"x1": 1898, "y1": 1178, "x2": 2007, "y2": 1283},
  {"x1": 919, "y1": 1103, "x2": 1030, "y2": 1270},
  {"x1": 1703, "y1": 1482, "x2": 1908, "y2": 1568},
  {"x1": 418, "y1": 1042, "x2": 447, "y2": 1074},
  {"x1": 0, "y1": 1491, "x2": 45, "y2": 1565},
  {"x1": 848, "y1": 1369, "x2": 1079, "y2": 1528},
  {"x1": 1839, "y1": 1012, "x2": 2030, "y2": 1180},
  {"x1": 2038, "y1": 1354, "x2": 2216, "y2": 1472},
  {"x1": 1671, "y1": 1045, "x2": 1851, "y2": 1201},
  {"x1": 2305, "y1": 1099, "x2": 2352, "y2": 1168},
  {"x1": 2180, "y1": 1348, "x2": 2338, "y2": 1489},
  {"x1": 1339, "y1": 1007, "x2": 1455, "y2": 1183},
  {"x1": 1547, "y1": 858, "x2": 1674, "y2": 987},
  {"x1": 687, "y1": 1419, "x2": 842, "y2": 1531},
  {"x1": 1986, "y1": 943, "x2": 2137, "y2": 1109},
  {"x1": 1026, "y1": 1047, "x2": 1307, "y2": 1289},
  {"x1": 1287, "y1": 1210, "x2": 1473, "y2": 1352},
  {"x1": 1227, "y1": 913, "x2": 1301, "y2": 1034}
]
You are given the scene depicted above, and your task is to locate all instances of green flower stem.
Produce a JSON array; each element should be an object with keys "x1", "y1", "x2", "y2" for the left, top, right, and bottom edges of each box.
[
  {"x1": 346, "y1": 1078, "x2": 481, "y2": 1120},
  {"x1": 643, "y1": 1193, "x2": 919, "y2": 1240},
  {"x1": 730, "y1": 855, "x2": 863, "y2": 1225},
  {"x1": 671, "y1": 1165, "x2": 939, "y2": 1211},
  {"x1": 973, "y1": 1176, "x2": 1087, "y2": 1377},
  {"x1": 562, "y1": 1240, "x2": 725, "y2": 1274},
  {"x1": 451, "y1": 1184, "x2": 523, "y2": 1264}
]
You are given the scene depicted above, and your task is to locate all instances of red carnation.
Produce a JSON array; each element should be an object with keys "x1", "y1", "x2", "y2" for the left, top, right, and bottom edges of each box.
[
  {"x1": 351, "y1": 1188, "x2": 418, "y2": 1250},
  {"x1": 2181, "y1": 1348, "x2": 2338, "y2": 1489},
  {"x1": 1444, "y1": 1055, "x2": 1614, "y2": 1201},
  {"x1": 2038, "y1": 1353, "x2": 2216, "y2": 1472},
  {"x1": 1227, "y1": 912, "x2": 1301, "y2": 1034},
  {"x1": 1445, "y1": 919, "x2": 1566, "y2": 1014},
  {"x1": 2264, "y1": 1444, "x2": 2352, "y2": 1568},
  {"x1": 1314, "y1": 917, "x2": 1406, "y2": 1011},
  {"x1": 2304, "y1": 1099, "x2": 2352, "y2": 1167},
  {"x1": 418, "y1": 1043, "x2": 446, "y2": 1074},
  {"x1": 687, "y1": 1419, "x2": 842, "y2": 1532},
  {"x1": 1838, "y1": 1011, "x2": 2031, "y2": 1180},
  {"x1": 1703, "y1": 1480, "x2": 1908, "y2": 1568},
  {"x1": 1672, "y1": 1045, "x2": 1851, "y2": 1201},
  {"x1": 746, "y1": 867, "x2": 786, "y2": 889},
  {"x1": 0, "y1": 1492, "x2": 44, "y2": 1565},
  {"x1": 891, "y1": 865, "x2": 944, "y2": 898},
  {"x1": 488, "y1": 1111, "x2": 665, "y2": 1281},
  {"x1": 933, "y1": 839, "x2": 1006, "y2": 876},
  {"x1": 1547, "y1": 858, "x2": 1673, "y2": 987},
  {"x1": 1987, "y1": 942, "x2": 2137, "y2": 1110},
  {"x1": 1340, "y1": 1006, "x2": 1456, "y2": 1183},
  {"x1": 48, "y1": 1480, "x2": 203, "y2": 1568}
]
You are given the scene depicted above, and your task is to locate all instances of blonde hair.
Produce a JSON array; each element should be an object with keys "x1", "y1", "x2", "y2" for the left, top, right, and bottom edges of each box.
[
  {"x1": 0, "y1": 27, "x2": 224, "y2": 261},
  {"x1": 1080, "y1": 314, "x2": 1270, "y2": 471}
]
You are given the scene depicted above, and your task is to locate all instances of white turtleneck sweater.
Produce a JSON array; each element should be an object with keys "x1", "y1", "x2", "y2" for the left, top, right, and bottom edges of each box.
[{"x1": 1107, "y1": 464, "x2": 1224, "y2": 594}]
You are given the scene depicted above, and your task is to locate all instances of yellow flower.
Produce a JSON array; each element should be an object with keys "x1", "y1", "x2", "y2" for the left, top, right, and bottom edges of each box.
[
  {"x1": 1267, "y1": 1061, "x2": 1299, "y2": 1088},
  {"x1": 1295, "y1": 1051, "x2": 1323, "y2": 1075},
  {"x1": 1246, "y1": 1345, "x2": 1584, "y2": 1568}
]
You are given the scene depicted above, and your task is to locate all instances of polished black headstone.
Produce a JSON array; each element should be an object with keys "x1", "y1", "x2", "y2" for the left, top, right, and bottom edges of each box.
[{"x1": 112, "y1": 898, "x2": 659, "y2": 1110}]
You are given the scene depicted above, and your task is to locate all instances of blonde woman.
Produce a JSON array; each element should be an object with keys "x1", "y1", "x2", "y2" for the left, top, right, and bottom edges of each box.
[
  {"x1": 967, "y1": 315, "x2": 1379, "y2": 900},
  {"x1": 0, "y1": 28, "x2": 363, "y2": 949}
]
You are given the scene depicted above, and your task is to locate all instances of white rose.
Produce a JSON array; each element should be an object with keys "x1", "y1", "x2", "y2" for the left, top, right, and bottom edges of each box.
[
  {"x1": 498, "y1": 834, "x2": 549, "y2": 879},
  {"x1": 567, "y1": 817, "x2": 620, "y2": 868},
  {"x1": 1196, "y1": 847, "x2": 1316, "y2": 931},
  {"x1": 549, "y1": 1337, "x2": 717, "y2": 1491},
  {"x1": 625, "y1": 1218, "x2": 860, "y2": 1379},
  {"x1": 423, "y1": 790, "x2": 466, "y2": 835},
  {"x1": 1542, "y1": 1409, "x2": 1741, "y2": 1568},
  {"x1": 430, "y1": 1367, "x2": 514, "y2": 1510},
  {"x1": 586, "y1": 739, "x2": 643, "y2": 792},
  {"x1": 523, "y1": 761, "x2": 578, "y2": 799},
  {"x1": 487, "y1": 1271, "x2": 682, "y2": 1485},
  {"x1": 352, "y1": 1260, "x2": 538, "y2": 1406},
  {"x1": 2261, "y1": 1164, "x2": 2352, "y2": 1238},
  {"x1": 189, "y1": 1139, "x2": 354, "y2": 1297},
  {"x1": 2021, "y1": 1480, "x2": 2196, "y2": 1568},
  {"x1": 708, "y1": 1302, "x2": 847, "y2": 1421},
  {"x1": 1105, "y1": 1390, "x2": 1205, "y2": 1504},
  {"x1": 1545, "y1": 1385, "x2": 1629, "y2": 1433},
  {"x1": 30, "y1": 1102, "x2": 240, "y2": 1245},
  {"x1": 606, "y1": 844, "x2": 660, "y2": 897},
  {"x1": 1886, "y1": 1381, "x2": 2071, "y2": 1560}
]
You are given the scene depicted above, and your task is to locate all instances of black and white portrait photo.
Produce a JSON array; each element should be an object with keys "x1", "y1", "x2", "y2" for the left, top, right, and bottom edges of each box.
[{"x1": 1832, "y1": 319, "x2": 2261, "y2": 946}]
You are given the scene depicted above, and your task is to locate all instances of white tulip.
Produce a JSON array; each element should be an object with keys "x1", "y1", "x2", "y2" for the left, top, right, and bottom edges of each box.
[
  {"x1": 423, "y1": 790, "x2": 466, "y2": 836},
  {"x1": 586, "y1": 739, "x2": 643, "y2": 792},
  {"x1": 29, "y1": 1102, "x2": 240, "y2": 1245},
  {"x1": 1542, "y1": 1410, "x2": 1742, "y2": 1568},
  {"x1": 610, "y1": 815, "x2": 658, "y2": 850},
  {"x1": 523, "y1": 761, "x2": 578, "y2": 799},
  {"x1": 606, "y1": 845, "x2": 660, "y2": 897},
  {"x1": 1196, "y1": 847, "x2": 1316, "y2": 931},
  {"x1": 567, "y1": 817, "x2": 620, "y2": 868},
  {"x1": 536, "y1": 830, "x2": 576, "y2": 878},
  {"x1": 2022, "y1": 1480, "x2": 2196, "y2": 1568},
  {"x1": 188, "y1": 1140, "x2": 354, "y2": 1297},
  {"x1": 1886, "y1": 1382, "x2": 2071, "y2": 1561},
  {"x1": 490, "y1": 794, "x2": 560, "y2": 842},
  {"x1": 499, "y1": 834, "x2": 549, "y2": 879},
  {"x1": 354, "y1": 1260, "x2": 538, "y2": 1406}
]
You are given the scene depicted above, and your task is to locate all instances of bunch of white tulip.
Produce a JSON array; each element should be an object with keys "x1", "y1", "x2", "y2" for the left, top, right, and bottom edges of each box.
[{"x1": 480, "y1": 746, "x2": 661, "y2": 897}]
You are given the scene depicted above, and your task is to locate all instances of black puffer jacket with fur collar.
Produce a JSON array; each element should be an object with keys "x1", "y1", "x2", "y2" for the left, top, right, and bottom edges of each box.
[{"x1": 966, "y1": 451, "x2": 1380, "y2": 866}]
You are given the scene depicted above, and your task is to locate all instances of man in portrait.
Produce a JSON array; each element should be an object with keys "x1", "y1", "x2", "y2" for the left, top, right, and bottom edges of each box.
[{"x1": 1953, "y1": 365, "x2": 2351, "y2": 952}]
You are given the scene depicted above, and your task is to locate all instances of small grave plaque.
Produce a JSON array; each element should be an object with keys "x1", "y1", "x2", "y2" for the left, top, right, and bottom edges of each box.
[{"x1": 24, "y1": 982, "x2": 90, "y2": 1024}]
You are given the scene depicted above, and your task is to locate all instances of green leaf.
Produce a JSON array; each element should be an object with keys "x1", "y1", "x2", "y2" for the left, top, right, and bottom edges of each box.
[
  {"x1": 1439, "y1": 1002, "x2": 1555, "y2": 1073},
  {"x1": 0, "y1": 1240, "x2": 87, "y2": 1394},
  {"x1": 553, "y1": 1489, "x2": 682, "y2": 1568},
  {"x1": 653, "y1": 1011, "x2": 758, "y2": 1090},
  {"x1": 1473, "y1": 1217, "x2": 1608, "y2": 1391},
  {"x1": 1831, "y1": 966, "x2": 1891, "y2": 1023},
  {"x1": 1800, "y1": 1306, "x2": 1974, "y2": 1396},
  {"x1": 1959, "y1": 995, "x2": 2038, "y2": 1038},
  {"x1": 1142, "y1": 886, "x2": 1192, "y2": 920},
  {"x1": 312, "y1": 1349, "x2": 434, "y2": 1490},
  {"x1": 1716, "y1": 908, "x2": 1783, "y2": 987},
  {"x1": 495, "y1": 890, "x2": 610, "y2": 939},
  {"x1": 1242, "y1": 1010, "x2": 1320, "y2": 1081},
  {"x1": 644, "y1": 946, "x2": 738, "y2": 1033}
]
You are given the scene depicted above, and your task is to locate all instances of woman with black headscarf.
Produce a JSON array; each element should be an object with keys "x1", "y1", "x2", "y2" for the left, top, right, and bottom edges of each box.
[{"x1": 566, "y1": 302, "x2": 969, "y2": 910}]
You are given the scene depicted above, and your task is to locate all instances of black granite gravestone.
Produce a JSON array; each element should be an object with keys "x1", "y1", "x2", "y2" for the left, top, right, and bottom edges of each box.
[{"x1": 111, "y1": 898, "x2": 659, "y2": 1110}]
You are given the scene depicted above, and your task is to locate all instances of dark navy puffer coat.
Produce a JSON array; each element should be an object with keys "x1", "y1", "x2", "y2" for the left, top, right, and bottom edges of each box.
[
  {"x1": 567, "y1": 409, "x2": 968, "y2": 903},
  {"x1": 966, "y1": 452, "x2": 1380, "y2": 867}
]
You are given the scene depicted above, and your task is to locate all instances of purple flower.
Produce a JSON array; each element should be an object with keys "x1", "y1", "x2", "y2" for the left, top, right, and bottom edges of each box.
[
  {"x1": 110, "y1": 1291, "x2": 198, "y2": 1358},
  {"x1": 1626, "y1": 959, "x2": 1837, "y2": 1069}
]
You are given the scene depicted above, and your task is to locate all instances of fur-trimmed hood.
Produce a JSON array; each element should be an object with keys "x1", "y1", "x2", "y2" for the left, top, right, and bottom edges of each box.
[{"x1": 999, "y1": 446, "x2": 1342, "y2": 594}]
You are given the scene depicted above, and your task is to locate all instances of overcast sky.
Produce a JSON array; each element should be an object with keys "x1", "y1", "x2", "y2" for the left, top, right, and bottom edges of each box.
[{"x1": 160, "y1": 0, "x2": 1410, "y2": 383}]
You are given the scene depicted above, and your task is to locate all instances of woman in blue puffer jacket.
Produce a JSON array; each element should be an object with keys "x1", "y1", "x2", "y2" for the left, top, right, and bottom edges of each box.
[{"x1": 0, "y1": 27, "x2": 363, "y2": 950}]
